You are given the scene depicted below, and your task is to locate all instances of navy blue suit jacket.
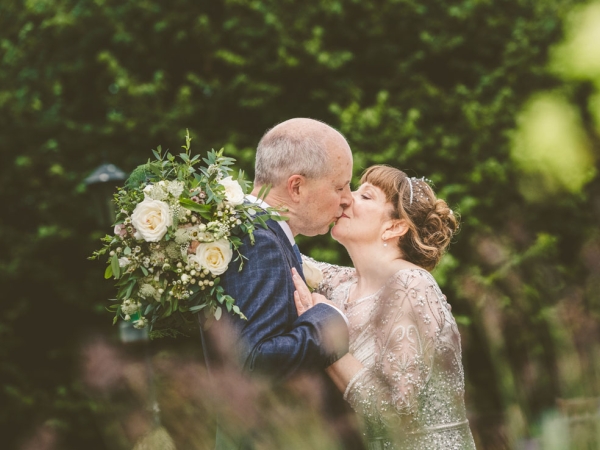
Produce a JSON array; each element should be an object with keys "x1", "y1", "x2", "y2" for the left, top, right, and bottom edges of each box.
[{"x1": 219, "y1": 215, "x2": 349, "y2": 379}]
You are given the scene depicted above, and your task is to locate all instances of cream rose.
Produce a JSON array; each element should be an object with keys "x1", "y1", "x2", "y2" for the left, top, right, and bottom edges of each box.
[
  {"x1": 131, "y1": 198, "x2": 172, "y2": 242},
  {"x1": 302, "y1": 258, "x2": 324, "y2": 290},
  {"x1": 193, "y1": 239, "x2": 233, "y2": 275},
  {"x1": 219, "y1": 176, "x2": 245, "y2": 206}
]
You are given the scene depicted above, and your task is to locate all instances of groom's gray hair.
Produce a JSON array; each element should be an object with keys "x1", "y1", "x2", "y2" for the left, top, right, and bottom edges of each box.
[{"x1": 254, "y1": 118, "x2": 347, "y2": 186}]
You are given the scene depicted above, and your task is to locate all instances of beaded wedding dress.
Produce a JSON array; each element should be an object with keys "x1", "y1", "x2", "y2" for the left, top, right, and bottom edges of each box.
[{"x1": 312, "y1": 259, "x2": 476, "y2": 450}]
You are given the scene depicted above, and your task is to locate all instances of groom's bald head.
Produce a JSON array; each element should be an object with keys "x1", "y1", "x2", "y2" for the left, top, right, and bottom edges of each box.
[{"x1": 254, "y1": 118, "x2": 350, "y2": 187}]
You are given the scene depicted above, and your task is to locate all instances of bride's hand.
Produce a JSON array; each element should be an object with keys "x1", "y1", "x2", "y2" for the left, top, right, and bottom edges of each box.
[{"x1": 292, "y1": 267, "x2": 333, "y2": 315}]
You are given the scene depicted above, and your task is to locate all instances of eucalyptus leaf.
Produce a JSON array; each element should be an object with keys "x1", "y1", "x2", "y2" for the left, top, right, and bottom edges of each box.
[
  {"x1": 111, "y1": 254, "x2": 121, "y2": 279},
  {"x1": 104, "y1": 264, "x2": 113, "y2": 279},
  {"x1": 180, "y1": 198, "x2": 212, "y2": 213},
  {"x1": 188, "y1": 305, "x2": 206, "y2": 312}
]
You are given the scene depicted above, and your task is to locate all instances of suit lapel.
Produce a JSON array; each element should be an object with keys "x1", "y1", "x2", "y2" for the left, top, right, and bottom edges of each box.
[{"x1": 264, "y1": 218, "x2": 305, "y2": 280}]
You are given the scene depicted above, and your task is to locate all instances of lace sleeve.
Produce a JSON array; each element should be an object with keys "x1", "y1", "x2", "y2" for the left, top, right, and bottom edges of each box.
[
  {"x1": 301, "y1": 255, "x2": 355, "y2": 301},
  {"x1": 343, "y1": 270, "x2": 446, "y2": 429}
]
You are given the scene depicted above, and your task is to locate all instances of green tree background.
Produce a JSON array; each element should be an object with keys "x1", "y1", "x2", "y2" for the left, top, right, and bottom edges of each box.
[{"x1": 1, "y1": 0, "x2": 600, "y2": 449}]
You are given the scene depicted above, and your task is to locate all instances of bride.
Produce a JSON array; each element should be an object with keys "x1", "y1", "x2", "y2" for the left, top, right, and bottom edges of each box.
[{"x1": 292, "y1": 165, "x2": 476, "y2": 449}]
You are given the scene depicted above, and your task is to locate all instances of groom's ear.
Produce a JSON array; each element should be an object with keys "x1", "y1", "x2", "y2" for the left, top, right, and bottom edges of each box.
[{"x1": 287, "y1": 174, "x2": 305, "y2": 201}]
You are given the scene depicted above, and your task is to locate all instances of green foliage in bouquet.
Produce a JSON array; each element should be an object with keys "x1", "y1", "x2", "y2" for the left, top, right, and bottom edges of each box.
[{"x1": 90, "y1": 131, "x2": 282, "y2": 337}]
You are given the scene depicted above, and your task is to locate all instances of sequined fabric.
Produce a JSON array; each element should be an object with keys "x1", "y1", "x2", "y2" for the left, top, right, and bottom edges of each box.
[{"x1": 310, "y1": 258, "x2": 476, "y2": 449}]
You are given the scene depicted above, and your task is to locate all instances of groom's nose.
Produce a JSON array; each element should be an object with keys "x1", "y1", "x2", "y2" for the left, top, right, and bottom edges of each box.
[{"x1": 340, "y1": 185, "x2": 353, "y2": 208}]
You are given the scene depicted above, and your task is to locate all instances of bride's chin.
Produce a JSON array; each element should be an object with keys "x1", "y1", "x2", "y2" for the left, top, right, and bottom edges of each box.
[{"x1": 330, "y1": 226, "x2": 345, "y2": 243}]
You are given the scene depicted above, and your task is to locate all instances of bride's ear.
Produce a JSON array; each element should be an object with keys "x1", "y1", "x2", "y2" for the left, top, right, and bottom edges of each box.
[
  {"x1": 287, "y1": 174, "x2": 305, "y2": 202},
  {"x1": 382, "y1": 219, "x2": 409, "y2": 241}
]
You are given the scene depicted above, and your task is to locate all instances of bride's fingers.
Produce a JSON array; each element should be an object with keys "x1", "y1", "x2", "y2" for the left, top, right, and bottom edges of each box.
[
  {"x1": 291, "y1": 268, "x2": 312, "y2": 299},
  {"x1": 292, "y1": 268, "x2": 313, "y2": 312},
  {"x1": 291, "y1": 267, "x2": 310, "y2": 291},
  {"x1": 294, "y1": 290, "x2": 306, "y2": 316}
]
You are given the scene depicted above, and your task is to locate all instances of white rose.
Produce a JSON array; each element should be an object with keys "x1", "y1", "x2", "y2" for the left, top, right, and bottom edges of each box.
[
  {"x1": 131, "y1": 198, "x2": 172, "y2": 242},
  {"x1": 302, "y1": 258, "x2": 324, "y2": 290},
  {"x1": 219, "y1": 176, "x2": 245, "y2": 206},
  {"x1": 193, "y1": 239, "x2": 233, "y2": 275}
]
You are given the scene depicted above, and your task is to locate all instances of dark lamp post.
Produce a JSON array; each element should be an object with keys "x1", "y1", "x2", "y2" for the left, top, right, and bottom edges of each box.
[
  {"x1": 84, "y1": 162, "x2": 148, "y2": 343},
  {"x1": 84, "y1": 163, "x2": 127, "y2": 229}
]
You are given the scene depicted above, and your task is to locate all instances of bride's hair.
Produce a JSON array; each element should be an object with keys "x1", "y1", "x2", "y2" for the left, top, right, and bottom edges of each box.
[{"x1": 360, "y1": 165, "x2": 459, "y2": 271}]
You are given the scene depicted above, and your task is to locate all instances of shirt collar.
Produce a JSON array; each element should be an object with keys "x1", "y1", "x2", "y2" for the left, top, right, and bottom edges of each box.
[{"x1": 246, "y1": 194, "x2": 295, "y2": 247}]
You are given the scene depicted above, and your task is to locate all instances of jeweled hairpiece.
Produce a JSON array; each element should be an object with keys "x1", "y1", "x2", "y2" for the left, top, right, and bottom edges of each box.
[{"x1": 408, "y1": 176, "x2": 433, "y2": 204}]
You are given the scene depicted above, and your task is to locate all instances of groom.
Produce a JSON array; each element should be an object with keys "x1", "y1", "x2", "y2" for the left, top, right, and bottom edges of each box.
[
  {"x1": 215, "y1": 118, "x2": 355, "y2": 446},
  {"x1": 221, "y1": 118, "x2": 352, "y2": 376}
]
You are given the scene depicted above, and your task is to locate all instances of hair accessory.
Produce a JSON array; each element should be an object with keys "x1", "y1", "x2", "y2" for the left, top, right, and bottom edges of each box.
[{"x1": 408, "y1": 176, "x2": 433, "y2": 204}]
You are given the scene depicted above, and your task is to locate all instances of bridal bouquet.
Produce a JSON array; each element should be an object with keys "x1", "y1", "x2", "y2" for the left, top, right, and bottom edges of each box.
[{"x1": 90, "y1": 131, "x2": 281, "y2": 337}]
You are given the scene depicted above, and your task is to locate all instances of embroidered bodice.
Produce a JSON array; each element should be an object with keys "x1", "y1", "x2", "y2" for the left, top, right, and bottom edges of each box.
[{"x1": 312, "y1": 259, "x2": 476, "y2": 449}]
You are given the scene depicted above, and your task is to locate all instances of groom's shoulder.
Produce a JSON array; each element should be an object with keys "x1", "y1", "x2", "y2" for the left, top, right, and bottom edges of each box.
[
  {"x1": 236, "y1": 219, "x2": 284, "y2": 259},
  {"x1": 224, "y1": 220, "x2": 288, "y2": 282}
]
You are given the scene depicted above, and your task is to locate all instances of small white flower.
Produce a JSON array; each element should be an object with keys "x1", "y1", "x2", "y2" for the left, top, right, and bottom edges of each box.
[
  {"x1": 133, "y1": 317, "x2": 148, "y2": 329},
  {"x1": 166, "y1": 180, "x2": 184, "y2": 198},
  {"x1": 139, "y1": 283, "x2": 157, "y2": 299},
  {"x1": 121, "y1": 299, "x2": 141, "y2": 315},
  {"x1": 143, "y1": 182, "x2": 168, "y2": 201},
  {"x1": 174, "y1": 227, "x2": 192, "y2": 244},
  {"x1": 219, "y1": 176, "x2": 245, "y2": 206},
  {"x1": 118, "y1": 257, "x2": 131, "y2": 268}
]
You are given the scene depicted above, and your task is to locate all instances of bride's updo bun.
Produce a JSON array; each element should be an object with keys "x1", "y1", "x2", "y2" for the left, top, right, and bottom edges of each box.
[{"x1": 360, "y1": 165, "x2": 459, "y2": 271}]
